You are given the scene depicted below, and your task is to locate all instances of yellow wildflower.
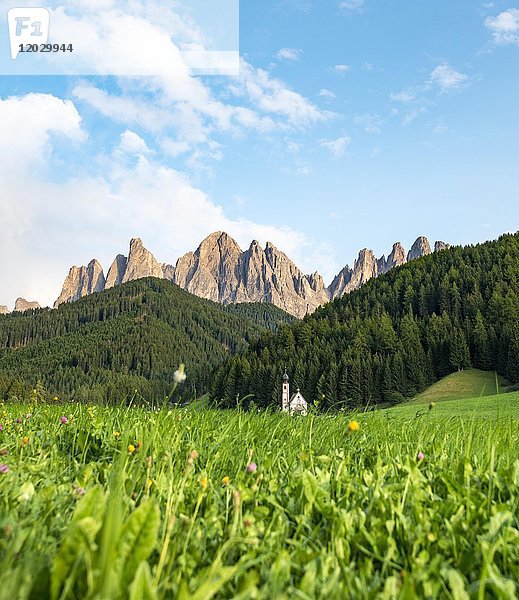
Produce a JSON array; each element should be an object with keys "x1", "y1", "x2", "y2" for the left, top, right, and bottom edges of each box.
[
  {"x1": 222, "y1": 476, "x2": 230, "y2": 486},
  {"x1": 200, "y1": 476, "x2": 208, "y2": 489},
  {"x1": 146, "y1": 478, "x2": 153, "y2": 491},
  {"x1": 21, "y1": 436, "x2": 30, "y2": 446},
  {"x1": 113, "y1": 431, "x2": 121, "y2": 438},
  {"x1": 128, "y1": 444, "x2": 136, "y2": 454},
  {"x1": 347, "y1": 420, "x2": 360, "y2": 433}
]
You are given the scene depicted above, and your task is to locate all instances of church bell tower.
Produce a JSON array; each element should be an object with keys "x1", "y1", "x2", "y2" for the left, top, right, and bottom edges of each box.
[{"x1": 282, "y1": 372, "x2": 290, "y2": 412}]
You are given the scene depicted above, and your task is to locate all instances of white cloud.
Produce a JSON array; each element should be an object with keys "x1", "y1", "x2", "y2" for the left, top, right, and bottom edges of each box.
[
  {"x1": 0, "y1": 93, "x2": 85, "y2": 173},
  {"x1": 428, "y1": 64, "x2": 469, "y2": 92},
  {"x1": 234, "y1": 60, "x2": 330, "y2": 127},
  {"x1": 319, "y1": 89, "x2": 336, "y2": 101},
  {"x1": 390, "y1": 90, "x2": 416, "y2": 103},
  {"x1": 331, "y1": 64, "x2": 351, "y2": 74},
  {"x1": 320, "y1": 135, "x2": 351, "y2": 157},
  {"x1": 117, "y1": 130, "x2": 151, "y2": 155},
  {"x1": 277, "y1": 48, "x2": 303, "y2": 61},
  {"x1": 485, "y1": 9, "x2": 519, "y2": 45},
  {"x1": 338, "y1": 0, "x2": 365, "y2": 13},
  {"x1": 0, "y1": 93, "x2": 335, "y2": 308}
]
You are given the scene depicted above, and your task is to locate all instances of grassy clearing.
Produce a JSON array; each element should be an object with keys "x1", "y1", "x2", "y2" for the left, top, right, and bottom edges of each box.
[
  {"x1": 409, "y1": 369, "x2": 505, "y2": 405},
  {"x1": 0, "y1": 397, "x2": 518, "y2": 599}
]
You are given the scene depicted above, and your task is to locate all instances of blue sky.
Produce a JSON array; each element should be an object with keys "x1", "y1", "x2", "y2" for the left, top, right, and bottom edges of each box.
[{"x1": 0, "y1": 0, "x2": 518, "y2": 307}]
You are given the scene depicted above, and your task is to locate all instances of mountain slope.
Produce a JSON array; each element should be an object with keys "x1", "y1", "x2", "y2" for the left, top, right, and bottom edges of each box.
[
  {"x1": 0, "y1": 278, "x2": 293, "y2": 403},
  {"x1": 211, "y1": 233, "x2": 519, "y2": 409}
]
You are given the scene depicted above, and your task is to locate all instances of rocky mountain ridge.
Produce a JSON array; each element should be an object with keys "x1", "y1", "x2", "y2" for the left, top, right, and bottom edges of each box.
[
  {"x1": 0, "y1": 298, "x2": 42, "y2": 315},
  {"x1": 50, "y1": 233, "x2": 449, "y2": 318}
]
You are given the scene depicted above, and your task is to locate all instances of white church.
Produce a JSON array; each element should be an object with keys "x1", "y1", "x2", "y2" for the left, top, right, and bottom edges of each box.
[{"x1": 282, "y1": 372, "x2": 308, "y2": 415}]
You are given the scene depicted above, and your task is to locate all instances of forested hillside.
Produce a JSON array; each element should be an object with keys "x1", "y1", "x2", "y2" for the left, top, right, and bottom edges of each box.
[
  {"x1": 0, "y1": 278, "x2": 292, "y2": 403},
  {"x1": 211, "y1": 233, "x2": 519, "y2": 409}
]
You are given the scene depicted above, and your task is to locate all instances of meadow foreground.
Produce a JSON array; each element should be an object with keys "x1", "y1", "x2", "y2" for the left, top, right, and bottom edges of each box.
[{"x1": 0, "y1": 395, "x2": 518, "y2": 599}]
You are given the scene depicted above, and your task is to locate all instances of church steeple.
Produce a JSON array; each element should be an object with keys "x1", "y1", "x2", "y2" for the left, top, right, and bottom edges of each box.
[{"x1": 282, "y1": 372, "x2": 290, "y2": 412}]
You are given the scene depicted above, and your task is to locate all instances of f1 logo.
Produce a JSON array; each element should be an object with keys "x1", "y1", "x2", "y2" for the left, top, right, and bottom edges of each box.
[{"x1": 8, "y1": 7, "x2": 50, "y2": 59}]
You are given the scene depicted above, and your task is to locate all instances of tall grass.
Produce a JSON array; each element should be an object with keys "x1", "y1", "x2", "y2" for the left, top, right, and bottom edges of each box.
[{"x1": 0, "y1": 399, "x2": 518, "y2": 599}]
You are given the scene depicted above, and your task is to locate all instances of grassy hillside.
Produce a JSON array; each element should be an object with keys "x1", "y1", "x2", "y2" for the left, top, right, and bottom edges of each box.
[
  {"x1": 0, "y1": 278, "x2": 293, "y2": 404},
  {"x1": 409, "y1": 368, "x2": 506, "y2": 404},
  {"x1": 386, "y1": 389, "x2": 519, "y2": 419},
  {"x1": 0, "y1": 397, "x2": 517, "y2": 598},
  {"x1": 212, "y1": 232, "x2": 519, "y2": 410}
]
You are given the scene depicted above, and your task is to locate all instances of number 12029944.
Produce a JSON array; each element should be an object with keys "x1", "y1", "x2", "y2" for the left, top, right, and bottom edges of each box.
[{"x1": 18, "y1": 43, "x2": 73, "y2": 53}]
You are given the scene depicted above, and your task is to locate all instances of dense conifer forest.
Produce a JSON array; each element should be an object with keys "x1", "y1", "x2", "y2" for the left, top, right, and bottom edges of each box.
[
  {"x1": 0, "y1": 279, "x2": 293, "y2": 404},
  {"x1": 211, "y1": 233, "x2": 519, "y2": 409}
]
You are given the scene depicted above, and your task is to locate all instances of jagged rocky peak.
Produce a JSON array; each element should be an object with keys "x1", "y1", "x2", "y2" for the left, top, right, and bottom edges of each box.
[
  {"x1": 14, "y1": 298, "x2": 41, "y2": 312},
  {"x1": 434, "y1": 241, "x2": 450, "y2": 252},
  {"x1": 54, "y1": 259, "x2": 105, "y2": 307},
  {"x1": 328, "y1": 265, "x2": 353, "y2": 300},
  {"x1": 174, "y1": 232, "x2": 242, "y2": 303},
  {"x1": 330, "y1": 247, "x2": 378, "y2": 299},
  {"x1": 162, "y1": 263, "x2": 175, "y2": 281},
  {"x1": 0, "y1": 305, "x2": 9, "y2": 315},
  {"x1": 122, "y1": 238, "x2": 163, "y2": 283},
  {"x1": 105, "y1": 254, "x2": 128, "y2": 289},
  {"x1": 386, "y1": 242, "x2": 407, "y2": 270},
  {"x1": 407, "y1": 236, "x2": 432, "y2": 261}
]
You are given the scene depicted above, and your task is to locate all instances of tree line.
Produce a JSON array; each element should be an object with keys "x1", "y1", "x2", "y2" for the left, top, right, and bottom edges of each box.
[
  {"x1": 0, "y1": 278, "x2": 292, "y2": 404},
  {"x1": 211, "y1": 233, "x2": 519, "y2": 409}
]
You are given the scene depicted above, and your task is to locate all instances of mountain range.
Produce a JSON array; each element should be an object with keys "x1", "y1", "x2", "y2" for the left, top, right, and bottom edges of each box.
[{"x1": 3, "y1": 232, "x2": 449, "y2": 319}]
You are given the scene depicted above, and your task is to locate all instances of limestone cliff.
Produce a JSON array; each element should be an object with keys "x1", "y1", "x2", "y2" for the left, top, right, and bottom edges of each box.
[
  {"x1": 105, "y1": 255, "x2": 127, "y2": 289},
  {"x1": 14, "y1": 298, "x2": 41, "y2": 312},
  {"x1": 54, "y1": 259, "x2": 105, "y2": 307},
  {"x1": 122, "y1": 238, "x2": 163, "y2": 283},
  {"x1": 407, "y1": 236, "x2": 432, "y2": 261}
]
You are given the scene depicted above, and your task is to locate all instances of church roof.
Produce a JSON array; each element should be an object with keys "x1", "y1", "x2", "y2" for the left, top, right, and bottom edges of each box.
[{"x1": 290, "y1": 390, "x2": 307, "y2": 403}]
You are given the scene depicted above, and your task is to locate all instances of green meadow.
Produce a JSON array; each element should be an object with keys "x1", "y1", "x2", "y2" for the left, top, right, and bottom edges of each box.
[{"x1": 1, "y1": 389, "x2": 518, "y2": 599}]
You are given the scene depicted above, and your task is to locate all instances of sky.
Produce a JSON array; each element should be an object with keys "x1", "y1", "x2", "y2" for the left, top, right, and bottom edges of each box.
[{"x1": 0, "y1": 0, "x2": 518, "y2": 309}]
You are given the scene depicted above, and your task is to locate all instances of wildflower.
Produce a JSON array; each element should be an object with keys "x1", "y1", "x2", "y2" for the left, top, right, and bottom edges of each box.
[
  {"x1": 113, "y1": 431, "x2": 121, "y2": 438},
  {"x1": 200, "y1": 476, "x2": 208, "y2": 489},
  {"x1": 128, "y1": 444, "x2": 136, "y2": 454},
  {"x1": 187, "y1": 449, "x2": 198, "y2": 465},
  {"x1": 0, "y1": 424, "x2": 3, "y2": 431},
  {"x1": 74, "y1": 486, "x2": 86, "y2": 496},
  {"x1": 0, "y1": 464, "x2": 9, "y2": 474},
  {"x1": 222, "y1": 476, "x2": 230, "y2": 486},
  {"x1": 186, "y1": 425, "x2": 191, "y2": 432},
  {"x1": 417, "y1": 451, "x2": 425, "y2": 461},
  {"x1": 25, "y1": 414, "x2": 32, "y2": 420},
  {"x1": 60, "y1": 416, "x2": 68, "y2": 425},
  {"x1": 21, "y1": 436, "x2": 29, "y2": 446},
  {"x1": 246, "y1": 462, "x2": 257, "y2": 474},
  {"x1": 347, "y1": 420, "x2": 360, "y2": 433},
  {"x1": 146, "y1": 478, "x2": 153, "y2": 491},
  {"x1": 16, "y1": 417, "x2": 22, "y2": 424},
  {"x1": 174, "y1": 364, "x2": 186, "y2": 384},
  {"x1": 53, "y1": 396, "x2": 59, "y2": 402}
]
